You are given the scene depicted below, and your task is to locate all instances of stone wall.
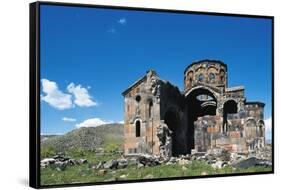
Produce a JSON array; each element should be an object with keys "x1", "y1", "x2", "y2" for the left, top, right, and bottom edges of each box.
[
  {"x1": 123, "y1": 70, "x2": 162, "y2": 155},
  {"x1": 122, "y1": 60, "x2": 266, "y2": 157},
  {"x1": 184, "y1": 60, "x2": 228, "y2": 91}
]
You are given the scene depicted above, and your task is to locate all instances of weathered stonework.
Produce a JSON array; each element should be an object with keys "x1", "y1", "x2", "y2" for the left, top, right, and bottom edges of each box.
[{"x1": 122, "y1": 60, "x2": 265, "y2": 157}]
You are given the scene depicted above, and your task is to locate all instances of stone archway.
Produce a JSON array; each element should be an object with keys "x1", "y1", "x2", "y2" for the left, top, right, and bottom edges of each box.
[
  {"x1": 257, "y1": 120, "x2": 265, "y2": 137},
  {"x1": 223, "y1": 100, "x2": 238, "y2": 133},
  {"x1": 185, "y1": 87, "x2": 218, "y2": 153}
]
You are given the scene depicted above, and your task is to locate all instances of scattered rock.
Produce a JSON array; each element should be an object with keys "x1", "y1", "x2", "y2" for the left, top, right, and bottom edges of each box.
[
  {"x1": 182, "y1": 166, "x2": 187, "y2": 171},
  {"x1": 54, "y1": 161, "x2": 67, "y2": 171},
  {"x1": 104, "y1": 160, "x2": 119, "y2": 169},
  {"x1": 104, "y1": 177, "x2": 116, "y2": 182},
  {"x1": 137, "y1": 163, "x2": 144, "y2": 169},
  {"x1": 96, "y1": 161, "x2": 106, "y2": 169},
  {"x1": 97, "y1": 169, "x2": 107, "y2": 176},
  {"x1": 40, "y1": 155, "x2": 88, "y2": 170},
  {"x1": 40, "y1": 145, "x2": 272, "y2": 174},
  {"x1": 118, "y1": 159, "x2": 128, "y2": 169},
  {"x1": 197, "y1": 155, "x2": 206, "y2": 161},
  {"x1": 178, "y1": 159, "x2": 191, "y2": 165},
  {"x1": 234, "y1": 157, "x2": 272, "y2": 169},
  {"x1": 201, "y1": 171, "x2": 208, "y2": 176},
  {"x1": 211, "y1": 161, "x2": 227, "y2": 169},
  {"x1": 79, "y1": 159, "x2": 87, "y2": 164},
  {"x1": 88, "y1": 163, "x2": 97, "y2": 169},
  {"x1": 53, "y1": 155, "x2": 64, "y2": 160},
  {"x1": 144, "y1": 174, "x2": 154, "y2": 179},
  {"x1": 69, "y1": 159, "x2": 79, "y2": 166},
  {"x1": 165, "y1": 161, "x2": 174, "y2": 165},
  {"x1": 191, "y1": 154, "x2": 197, "y2": 161},
  {"x1": 169, "y1": 157, "x2": 177, "y2": 163},
  {"x1": 41, "y1": 158, "x2": 55, "y2": 165},
  {"x1": 119, "y1": 174, "x2": 127, "y2": 180},
  {"x1": 128, "y1": 158, "x2": 138, "y2": 166},
  {"x1": 181, "y1": 154, "x2": 191, "y2": 160},
  {"x1": 137, "y1": 154, "x2": 160, "y2": 167}
]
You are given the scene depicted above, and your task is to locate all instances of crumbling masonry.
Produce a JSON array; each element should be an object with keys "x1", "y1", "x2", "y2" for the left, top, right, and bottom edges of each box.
[{"x1": 122, "y1": 60, "x2": 265, "y2": 157}]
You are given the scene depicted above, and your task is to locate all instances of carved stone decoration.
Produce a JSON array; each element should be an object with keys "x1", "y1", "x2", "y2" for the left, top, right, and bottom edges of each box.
[
  {"x1": 136, "y1": 106, "x2": 140, "y2": 116},
  {"x1": 216, "y1": 100, "x2": 224, "y2": 115},
  {"x1": 156, "y1": 123, "x2": 173, "y2": 159},
  {"x1": 237, "y1": 98, "x2": 245, "y2": 112},
  {"x1": 147, "y1": 70, "x2": 161, "y2": 97}
]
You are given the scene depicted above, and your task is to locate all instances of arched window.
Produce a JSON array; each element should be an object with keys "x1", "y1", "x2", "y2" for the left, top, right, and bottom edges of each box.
[
  {"x1": 135, "y1": 120, "x2": 141, "y2": 137},
  {"x1": 220, "y1": 70, "x2": 225, "y2": 83},
  {"x1": 198, "y1": 74, "x2": 204, "y2": 82},
  {"x1": 258, "y1": 121, "x2": 265, "y2": 137},
  {"x1": 148, "y1": 101, "x2": 153, "y2": 118},
  {"x1": 209, "y1": 72, "x2": 215, "y2": 83}
]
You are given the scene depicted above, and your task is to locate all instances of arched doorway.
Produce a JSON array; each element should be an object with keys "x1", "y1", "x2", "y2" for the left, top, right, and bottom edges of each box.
[
  {"x1": 185, "y1": 87, "x2": 217, "y2": 152},
  {"x1": 257, "y1": 120, "x2": 265, "y2": 137},
  {"x1": 223, "y1": 100, "x2": 238, "y2": 133}
]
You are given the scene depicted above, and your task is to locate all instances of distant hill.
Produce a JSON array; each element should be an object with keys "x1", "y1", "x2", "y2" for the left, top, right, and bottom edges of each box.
[
  {"x1": 41, "y1": 135, "x2": 59, "y2": 143},
  {"x1": 41, "y1": 123, "x2": 124, "y2": 152}
]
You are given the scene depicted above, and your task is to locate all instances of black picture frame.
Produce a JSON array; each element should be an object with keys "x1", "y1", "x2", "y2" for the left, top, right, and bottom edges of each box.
[{"x1": 29, "y1": 1, "x2": 274, "y2": 188}]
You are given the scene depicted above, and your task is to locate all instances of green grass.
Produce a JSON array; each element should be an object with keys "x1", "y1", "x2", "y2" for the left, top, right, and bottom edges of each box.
[{"x1": 40, "y1": 152, "x2": 272, "y2": 186}]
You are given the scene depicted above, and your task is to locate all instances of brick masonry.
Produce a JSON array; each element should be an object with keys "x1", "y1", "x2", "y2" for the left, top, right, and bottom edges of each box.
[{"x1": 122, "y1": 60, "x2": 265, "y2": 156}]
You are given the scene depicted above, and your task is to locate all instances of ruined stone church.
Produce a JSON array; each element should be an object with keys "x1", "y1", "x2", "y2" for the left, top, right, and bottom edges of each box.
[{"x1": 122, "y1": 60, "x2": 265, "y2": 157}]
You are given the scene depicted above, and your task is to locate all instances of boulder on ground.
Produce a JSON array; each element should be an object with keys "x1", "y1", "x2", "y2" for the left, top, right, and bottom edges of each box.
[
  {"x1": 211, "y1": 160, "x2": 227, "y2": 169},
  {"x1": 104, "y1": 160, "x2": 119, "y2": 169},
  {"x1": 137, "y1": 154, "x2": 160, "y2": 167},
  {"x1": 234, "y1": 157, "x2": 272, "y2": 169},
  {"x1": 118, "y1": 159, "x2": 128, "y2": 169},
  {"x1": 54, "y1": 161, "x2": 67, "y2": 171},
  {"x1": 79, "y1": 159, "x2": 87, "y2": 164},
  {"x1": 97, "y1": 169, "x2": 107, "y2": 176}
]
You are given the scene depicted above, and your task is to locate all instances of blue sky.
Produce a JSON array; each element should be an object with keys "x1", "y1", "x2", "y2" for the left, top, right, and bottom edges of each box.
[{"x1": 40, "y1": 5, "x2": 272, "y2": 140}]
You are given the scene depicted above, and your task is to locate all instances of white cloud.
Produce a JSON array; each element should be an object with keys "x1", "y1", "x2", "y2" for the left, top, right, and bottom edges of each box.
[
  {"x1": 118, "y1": 120, "x2": 124, "y2": 124},
  {"x1": 76, "y1": 118, "x2": 113, "y2": 128},
  {"x1": 118, "y1": 18, "x2": 127, "y2": 25},
  {"x1": 67, "y1": 83, "x2": 97, "y2": 107},
  {"x1": 265, "y1": 117, "x2": 271, "y2": 131},
  {"x1": 62, "y1": 117, "x2": 77, "y2": 122},
  {"x1": 41, "y1": 79, "x2": 73, "y2": 110},
  {"x1": 265, "y1": 117, "x2": 272, "y2": 141}
]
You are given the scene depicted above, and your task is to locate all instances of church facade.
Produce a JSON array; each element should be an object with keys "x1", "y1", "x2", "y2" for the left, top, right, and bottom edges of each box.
[{"x1": 122, "y1": 60, "x2": 265, "y2": 157}]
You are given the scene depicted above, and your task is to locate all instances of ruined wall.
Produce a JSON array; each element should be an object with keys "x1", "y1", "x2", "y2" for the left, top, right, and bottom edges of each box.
[
  {"x1": 245, "y1": 102, "x2": 264, "y2": 120},
  {"x1": 194, "y1": 105, "x2": 265, "y2": 153},
  {"x1": 123, "y1": 60, "x2": 266, "y2": 157},
  {"x1": 185, "y1": 60, "x2": 265, "y2": 154},
  {"x1": 158, "y1": 81, "x2": 187, "y2": 155},
  {"x1": 194, "y1": 114, "x2": 247, "y2": 153},
  {"x1": 194, "y1": 116, "x2": 222, "y2": 152}
]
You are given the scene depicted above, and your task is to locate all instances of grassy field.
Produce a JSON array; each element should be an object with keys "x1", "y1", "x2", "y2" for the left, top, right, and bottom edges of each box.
[{"x1": 40, "y1": 151, "x2": 272, "y2": 186}]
